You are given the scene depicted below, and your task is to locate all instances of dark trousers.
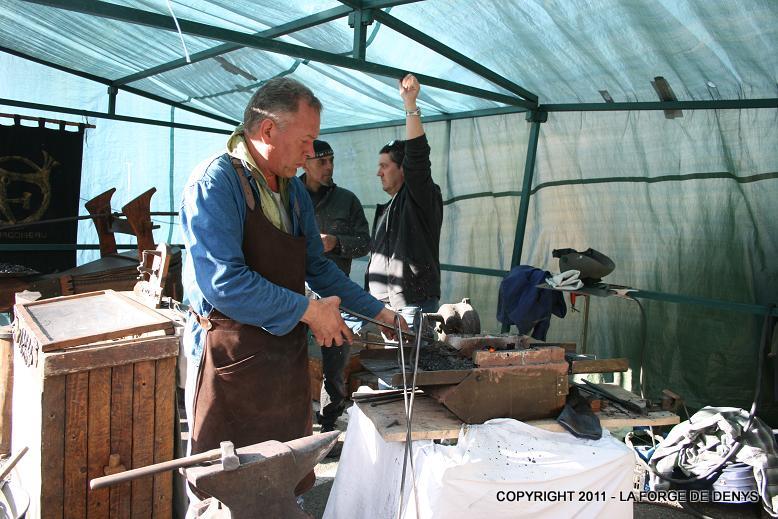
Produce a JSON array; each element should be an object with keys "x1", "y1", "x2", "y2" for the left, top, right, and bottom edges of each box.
[{"x1": 317, "y1": 341, "x2": 352, "y2": 429}]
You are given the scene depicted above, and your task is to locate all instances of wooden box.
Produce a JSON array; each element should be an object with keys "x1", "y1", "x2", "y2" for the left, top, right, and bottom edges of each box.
[{"x1": 12, "y1": 291, "x2": 178, "y2": 519}]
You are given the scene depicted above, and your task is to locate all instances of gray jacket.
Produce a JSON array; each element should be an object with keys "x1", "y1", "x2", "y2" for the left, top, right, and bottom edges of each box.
[{"x1": 300, "y1": 175, "x2": 370, "y2": 275}]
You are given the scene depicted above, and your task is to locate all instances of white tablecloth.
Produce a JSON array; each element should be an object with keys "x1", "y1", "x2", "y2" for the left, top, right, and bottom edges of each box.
[{"x1": 324, "y1": 405, "x2": 635, "y2": 519}]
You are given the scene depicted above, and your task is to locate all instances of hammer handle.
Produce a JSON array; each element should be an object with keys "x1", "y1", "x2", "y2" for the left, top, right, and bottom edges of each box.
[{"x1": 90, "y1": 448, "x2": 221, "y2": 490}]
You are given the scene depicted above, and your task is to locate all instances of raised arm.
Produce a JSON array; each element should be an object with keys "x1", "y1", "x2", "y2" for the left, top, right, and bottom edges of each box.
[{"x1": 401, "y1": 74, "x2": 424, "y2": 140}]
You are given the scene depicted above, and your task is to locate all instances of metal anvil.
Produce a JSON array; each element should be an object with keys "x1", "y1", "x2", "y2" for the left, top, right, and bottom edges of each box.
[{"x1": 183, "y1": 431, "x2": 339, "y2": 519}]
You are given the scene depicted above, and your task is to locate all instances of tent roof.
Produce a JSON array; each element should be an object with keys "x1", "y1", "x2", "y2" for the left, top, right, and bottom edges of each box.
[{"x1": 2, "y1": 0, "x2": 777, "y2": 129}]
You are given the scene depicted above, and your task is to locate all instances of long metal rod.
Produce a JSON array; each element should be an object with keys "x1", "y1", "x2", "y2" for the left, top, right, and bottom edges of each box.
[
  {"x1": 501, "y1": 114, "x2": 543, "y2": 333},
  {"x1": 116, "y1": 0, "x2": 427, "y2": 84},
  {"x1": 395, "y1": 313, "x2": 420, "y2": 519},
  {"x1": 19, "y1": 0, "x2": 529, "y2": 108},
  {"x1": 0, "y1": 98, "x2": 232, "y2": 134},
  {"x1": 581, "y1": 295, "x2": 590, "y2": 355},
  {"x1": 509, "y1": 115, "x2": 542, "y2": 269},
  {"x1": 372, "y1": 10, "x2": 537, "y2": 103},
  {"x1": 339, "y1": 306, "x2": 436, "y2": 341},
  {"x1": 113, "y1": 5, "x2": 353, "y2": 85},
  {"x1": 542, "y1": 99, "x2": 778, "y2": 111},
  {"x1": 0, "y1": 46, "x2": 238, "y2": 126},
  {"x1": 319, "y1": 106, "x2": 527, "y2": 134},
  {"x1": 0, "y1": 111, "x2": 95, "y2": 129}
]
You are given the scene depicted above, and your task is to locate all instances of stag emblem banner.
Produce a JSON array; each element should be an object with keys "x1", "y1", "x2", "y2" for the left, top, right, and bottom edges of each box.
[{"x1": 0, "y1": 121, "x2": 85, "y2": 273}]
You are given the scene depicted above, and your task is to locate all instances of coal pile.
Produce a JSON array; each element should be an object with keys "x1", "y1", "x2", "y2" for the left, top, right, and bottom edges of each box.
[
  {"x1": 0, "y1": 263, "x2": 39, "y2": 277},
  {"x1": 416, "y1": 342, "x2": 475, "y2": 371}
]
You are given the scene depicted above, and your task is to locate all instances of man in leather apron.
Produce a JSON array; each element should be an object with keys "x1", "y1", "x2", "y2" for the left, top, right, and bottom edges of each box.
[{"x1": 180, "y1": 77, "x2": 402, "y2": 512}]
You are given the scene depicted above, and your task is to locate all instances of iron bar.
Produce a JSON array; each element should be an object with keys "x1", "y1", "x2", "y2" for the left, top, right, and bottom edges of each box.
[
  {"x1": 0, "y1": 98, "x2": 232, "y2": 134},
  {"x1": 372, "y1": 10, "x2": 537, "y2": 103},
  {"x1": 0, "y1": 45, "x2": 239, "y2": 125}
]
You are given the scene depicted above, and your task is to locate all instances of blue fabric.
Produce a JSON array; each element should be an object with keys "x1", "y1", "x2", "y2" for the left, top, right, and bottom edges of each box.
[
  {"x1": 181, "y1": 153, "x2": 384, "y2": 362},
  {"x1": 496, "y1": 265, "x2": 567, "y2": 340}
]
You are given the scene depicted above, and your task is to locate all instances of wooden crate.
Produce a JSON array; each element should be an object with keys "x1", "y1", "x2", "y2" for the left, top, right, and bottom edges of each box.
[{"x1": 12, "y1": 300, "x2": 178, "y2": 518}]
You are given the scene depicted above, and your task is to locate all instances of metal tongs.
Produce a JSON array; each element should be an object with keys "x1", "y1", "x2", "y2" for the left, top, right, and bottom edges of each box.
[{"x1": 339, "y1": 306, "x2": 436, "y2": 343}]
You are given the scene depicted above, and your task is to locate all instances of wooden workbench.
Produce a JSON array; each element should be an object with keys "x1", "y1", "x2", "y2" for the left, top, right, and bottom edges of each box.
[{"x1": 355, "y1": 391, "x2": 680, "y2": 442}]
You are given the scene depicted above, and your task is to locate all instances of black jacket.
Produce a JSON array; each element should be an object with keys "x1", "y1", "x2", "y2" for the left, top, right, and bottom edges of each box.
[
  {"x1": 366, "y1": 134, "x2": 443, "y2": 307},
  {"x1": 300, "y1": 174, "x2": 370, "y2": 276}
]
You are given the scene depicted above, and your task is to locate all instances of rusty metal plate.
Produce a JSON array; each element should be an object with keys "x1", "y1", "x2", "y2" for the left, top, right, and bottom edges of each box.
[{"x1": 425, "y1": 363, "x2": 570, "y2": 424}]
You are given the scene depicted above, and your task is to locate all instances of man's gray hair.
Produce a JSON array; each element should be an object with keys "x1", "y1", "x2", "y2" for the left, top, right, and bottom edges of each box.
[{"x1": 243, "y1": 77, "x2": 322, "y2": 133}]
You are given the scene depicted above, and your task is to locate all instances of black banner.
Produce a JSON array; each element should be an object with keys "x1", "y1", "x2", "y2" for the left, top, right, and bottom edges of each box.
[{"x1": 0, "y1": 121, "x2": 85, "y2": 273}]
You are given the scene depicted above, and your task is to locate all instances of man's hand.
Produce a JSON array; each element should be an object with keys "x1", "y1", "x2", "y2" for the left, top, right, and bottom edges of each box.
[
  {"x1": 399, "y1": 74, "x2": 420, "y2": 108},
  {"x1": 320, "y1": 233, "x2": 338, "y2": 253},
  {"x1": 301, "y1": 296, "x2": 353, "y2": 347},
  {"x1": 374, "y1": 307, "x2": 409, "y2": 341}
]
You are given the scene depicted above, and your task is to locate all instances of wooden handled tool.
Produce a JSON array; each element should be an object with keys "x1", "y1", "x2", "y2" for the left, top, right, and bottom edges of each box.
[{"x1": 90, "y1": 441, "x2": 239, "y2": 490}]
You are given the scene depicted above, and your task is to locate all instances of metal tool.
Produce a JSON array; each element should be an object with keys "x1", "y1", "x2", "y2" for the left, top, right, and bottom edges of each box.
[
  {"x1": 90, "y1": 433, "x2": 338, "y2": 518},
  {"x1": 186, "y1": 432, "x2": 339, "y2": 518},
  {"x1": 578, "y1": 381, "x2": 647, "y2": 415},
  {"x1": 352, "y1": 390, "x2": 423, "y2": 405},
  {"x1": 396, "y1": 312, "x2": 424, "y2": 519},
  {"x1": 339, "y1": 306, "x2": 435, "y2": 342},
  {"x1": 91, "y1": 441, "x2": 240, "y2": 490}
]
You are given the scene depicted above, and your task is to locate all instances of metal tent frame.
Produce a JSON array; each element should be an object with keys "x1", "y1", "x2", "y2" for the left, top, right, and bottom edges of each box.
[{"x1": 1, "y1": 0, "x2": 777, "y2": 318}]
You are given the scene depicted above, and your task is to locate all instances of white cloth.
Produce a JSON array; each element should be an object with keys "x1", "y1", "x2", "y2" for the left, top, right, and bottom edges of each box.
[
  {"x1": 545, "y1": 269, "x2": 584, "y2": 290},
  {"x1": 325, "y1": 406, "x2": 635, "y2": 518}
]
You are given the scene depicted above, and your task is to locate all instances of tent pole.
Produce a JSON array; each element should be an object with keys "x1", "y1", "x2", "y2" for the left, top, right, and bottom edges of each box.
[
  {"x1": 107, "y1": 86, "x2": 118, "y2": 115},
  {"x1": 349, "y1": 8, "x2": 373, "y2": 60},
  {"x1": 0, "y1": 98, "x2": 231, "y2": 134},
  {"x1": 20, "y1": 0, "x2": 531, "y2": 108},
  {"x1": 502, "y1": 110, "x2": 547, "y2": 332},
  {"x1": 0, "y1": 45, "x2": 238, "y2": 125}
]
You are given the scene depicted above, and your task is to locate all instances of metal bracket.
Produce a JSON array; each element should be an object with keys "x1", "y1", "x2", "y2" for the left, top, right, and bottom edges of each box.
[
  {"x1": 526, "y1": 110, "x2": 548, "y2": 123},
  {"x1": 348, "y1": 9, "x2": 374, "y2": 27}
]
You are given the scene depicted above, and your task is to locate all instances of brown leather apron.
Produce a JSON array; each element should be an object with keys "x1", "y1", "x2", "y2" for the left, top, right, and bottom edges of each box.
[{"x1": 191, "y1": 157, "x2": 314, "y2": 495}]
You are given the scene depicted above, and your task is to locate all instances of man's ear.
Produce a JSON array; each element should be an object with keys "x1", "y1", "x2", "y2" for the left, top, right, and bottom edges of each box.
[{"x1": 257, "y1": 118, "x2": 274, "y2": 142}]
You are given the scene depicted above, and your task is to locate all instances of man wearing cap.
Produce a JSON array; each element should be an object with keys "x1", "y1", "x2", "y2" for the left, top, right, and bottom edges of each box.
[
  {"x1": 301, "y1": 140, "x2": 370, "y2": 276},
  {"x1": 300, "y1": 139, "x2": 371, "y2": 444},
  {"x1": 366, "y1": 74, "x2": 443, "y2": 317}
]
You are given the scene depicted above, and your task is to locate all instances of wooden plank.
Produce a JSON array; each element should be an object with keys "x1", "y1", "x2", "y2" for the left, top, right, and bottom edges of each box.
[
  {"x1": 131, "y1": 361, "x2": 156, "y2": 518},
  {"x1": 356, "y1": 395, "x2": 462, "y2": 442},
  {"x1": 87, "y1": 368, "x2": 111, "y2": 518},
  {"x1": 570, "y1": 358, "x2": 629, "y2": 374},
  {"x1": 110, "y1": 364, "x2": 133, "y2": 519},
  {"x1": 152, "y1": 357, "x2": 176, "y2": 519},
  {"x1": 357, "y1": 393, "x2": 680, "y2": 442},
  {"x1": 309, "y1": 355, "x2": 323, "y2": 402},
  {"x1": 14, "y1": 290, "x2": 173, "y2": 353},
  {"x1": 64, "y1": 372, "x2": 89, "y2": 519},
  {"x1": 0, "y1": 329, "x2": 13, "y2": 456},
  {"x1": 41, "y1": 375, "x2": 66, "y2": 519},
  {"x1": 45, "y1": 336, "x2": 179, "y2": 377},
  {"x1": 527, "y1": 409, "x2": 680, "y2": 432}
]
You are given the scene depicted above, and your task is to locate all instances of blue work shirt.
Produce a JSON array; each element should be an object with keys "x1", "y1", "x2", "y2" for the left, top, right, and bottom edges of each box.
[{"x1": 180, "y1": 153, "x2": 384, "y2": 363}]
